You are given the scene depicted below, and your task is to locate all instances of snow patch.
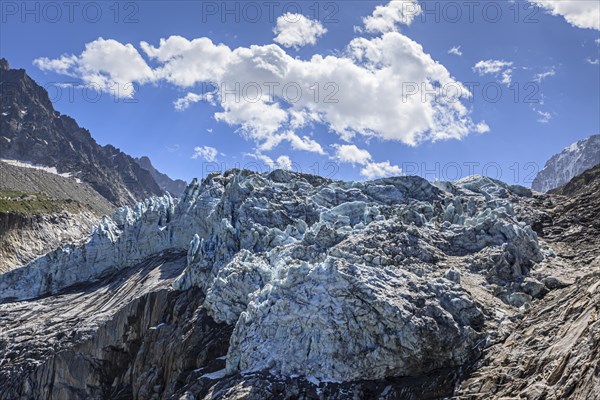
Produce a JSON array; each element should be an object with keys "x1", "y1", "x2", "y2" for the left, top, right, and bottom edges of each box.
[
  {"x1": 0, "y1": 159, "x2": 80, "y2": 182},
  {"x1": 201, "y1": 369, "x2": 228, "y2": 380}
]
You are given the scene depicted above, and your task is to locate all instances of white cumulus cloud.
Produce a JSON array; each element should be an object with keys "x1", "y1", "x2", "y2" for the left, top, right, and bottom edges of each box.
[
  {"x1": 174, "y1": 92, "x2": 203, "y2": 111},
  {"x1": 475, "y1": 122, "x2": 491, "y2": 133},
  {"x1": 333, "y1": 144, "x2": 373, "y2": 165},
  {"x1": 531, "y1": 0, "x2": 600, "y2": 31},
  {"x1": 276, "y1": 155, "x2": 293, "y2": 170},
  {"x1": 363, "y1": 0, "x2": 422, "y2": 33},
  {"x1": 360, "y1": 161, "x2": 402, "y2": 179},
  {"x1": 34, "y1": 38, "x2": 154, "y2": 98},
  {"x1": 273, "y1": 13, "x2": 327, "y2": 49},
  {"x1": 333, "y1": 144, "x2": 401, "y2": 180},
  {"x1": 192, "y1": 146, "x2": 219, "y2": 162},
  {"x1": 35, "y1": 5, "x2": 488, "y2": 157}
]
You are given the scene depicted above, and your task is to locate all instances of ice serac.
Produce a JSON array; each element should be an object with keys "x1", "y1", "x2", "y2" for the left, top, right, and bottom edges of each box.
[
  {"x1": 0, "y1": 169, "x2": 546, "y2": 385},
  {"x1": 532, "y1": 134, "x2": 600, "y2": 192},
  {"x1": 171, "y1": 171, "x2": 543, "y2": 382},
  {"x1": 0, "y1": 194, "x2": 176, "y2": 300}
]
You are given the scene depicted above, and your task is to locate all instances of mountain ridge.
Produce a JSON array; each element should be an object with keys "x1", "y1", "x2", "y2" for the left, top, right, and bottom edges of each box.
[
  {"x1": 0, "y1": 58, "x2": 184, "y2": 206},
  {"x1": 532, "y1": 133, "x2": 600, "y2": 193}
]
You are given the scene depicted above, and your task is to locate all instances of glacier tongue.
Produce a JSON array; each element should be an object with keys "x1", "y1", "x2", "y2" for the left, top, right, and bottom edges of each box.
[{"x1": 0, "y1": 169, "x2": 545, "y2": 382}]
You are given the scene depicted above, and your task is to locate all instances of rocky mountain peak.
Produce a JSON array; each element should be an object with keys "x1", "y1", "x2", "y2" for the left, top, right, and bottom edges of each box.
[
  {"x1": 135, "y1": 155, "x2": 187, "y2": 196},
  {"x1": 532, "y1": 134, "x2": 600, "y2": 192},
  {"x1": 0, "y1": 61, "x2": 184, "y2": 206}
]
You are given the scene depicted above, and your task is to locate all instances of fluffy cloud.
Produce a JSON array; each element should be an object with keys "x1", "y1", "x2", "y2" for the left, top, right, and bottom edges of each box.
[
  {"x1": 248, "y1": 153, "x2": 293, "y2": 170},
  {"x1": 173, "y1": 92, "x2": 203, "y2": 111},
  {"x1": 273, "y1": 13, "x2": 327, "y2": 49},
  {"x1": 333, "y1": 144, "x2": 401, "y2": 179},
  {"x1": 260, "y1": 131, "x2": 325, "y2": 154},
  {"x1": 531, "y1": 0, "x2": 600, "y2": 31},
  {"x1": 333, "y1": 144, "x2": 372, "y2": 165},
  {"x1": 140, "y1": 36, "x2": 232, "y2": 87},
  {"x1": 448, "y1": 46, "x2": 463, "y2": 56},
  {"x1": 192, "y1": 146, "x2": 219, "y2": 162},
  {"x1": 276, "y1": 155, "x2": 293, "y2": 170},
  {"x1": 33, "y1": 54, "x2": 78, "y2": 75},
  {"x1": 34, "y1": 38, "x2": 153, "y2": 98},
  {"x1": 473, "y1": 59, "x2": 514, "y2": 86},
  {"x1": 360, "y1": 161, "x2": 402, "y2": 179},
  {"x1": 475, "y1": 122, "x2": 491, "y2": 134},
  {"x1": 143, "y1": 32, "x2": 483, "y2": 147},
  {"x1": 363, "y1": 0, "x2": 422, "y2": 33},
  {"x1": 36, "y1": 8, "x2": 487, "y2": 158}
]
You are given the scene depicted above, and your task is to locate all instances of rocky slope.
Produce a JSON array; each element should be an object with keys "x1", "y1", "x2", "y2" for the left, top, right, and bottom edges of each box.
[
  {"x1": 4, "y1": 167, "x2": 590, "y2": 398},
  {"x1": 0, "y1": 58, "x2": 179, "y2": 206},
  {"x1": 0, "y1": 160, "x2": 114, "y2": 272},
  {"x1": 457, "y1": 162, "x2": 600, "y2": 400},
  {"x1": 532, "y1": 133, "x2": 600, "y2": 192}
]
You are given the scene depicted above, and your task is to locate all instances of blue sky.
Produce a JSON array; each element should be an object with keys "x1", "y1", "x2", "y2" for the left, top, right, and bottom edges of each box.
[{"x1": 1, "y1": 1, "x2": 599, "y2": 186}]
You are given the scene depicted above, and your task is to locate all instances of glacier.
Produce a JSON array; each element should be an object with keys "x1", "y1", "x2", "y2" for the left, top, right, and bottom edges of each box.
[{"x1": 0, "y1": 169, "x2": 546, "y2": 382}]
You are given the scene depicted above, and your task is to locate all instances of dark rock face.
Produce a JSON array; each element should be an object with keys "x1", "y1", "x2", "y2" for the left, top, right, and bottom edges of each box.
[
  {"x1": 136, "y1": 156, "x2": 187, "y2": 196},
  {"x1": 0, "y1": 58, "x2": 9, "y2": 71},
  {"x1": 457, "y1": 166, "x2": 600, "y2": 400},
  {"x1": 0, "y1": 253, "x2": 232, "y2": 400},
  {"x1": 532, "y1": 134, "x2": 600, "y2": 193},
  {"x1": 0, "y1": 63, "x2": 164, "y2": 206},
  {"x1": 0, "y1": 210, "x2": 98, "y2": 273},
  {"x1": 457, "y1": 273, "x2": 600, "y2": 400}
]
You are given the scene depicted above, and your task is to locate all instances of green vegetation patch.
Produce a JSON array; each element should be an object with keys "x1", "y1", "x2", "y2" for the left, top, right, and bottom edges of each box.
[{"x1": 0, "y1": 190, "x2": 84, "y2": 215}]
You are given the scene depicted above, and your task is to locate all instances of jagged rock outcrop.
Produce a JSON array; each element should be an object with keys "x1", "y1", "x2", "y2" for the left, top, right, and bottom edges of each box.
[
  {"x1": 532, "y1": 133, "x2": 600, "y2": 192},
  {"x1": 0, "y1": 252, "x2": 233, "y2": 399},
  {"x1": 0, "y1": 61, "x2": 174, "y2": 206},
  {"x1": 457, "y1": 272, "x2": 600, "y2": 400},
  {"x1": 455, "y1": 163, "x2": 600, "y2": 400}
]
